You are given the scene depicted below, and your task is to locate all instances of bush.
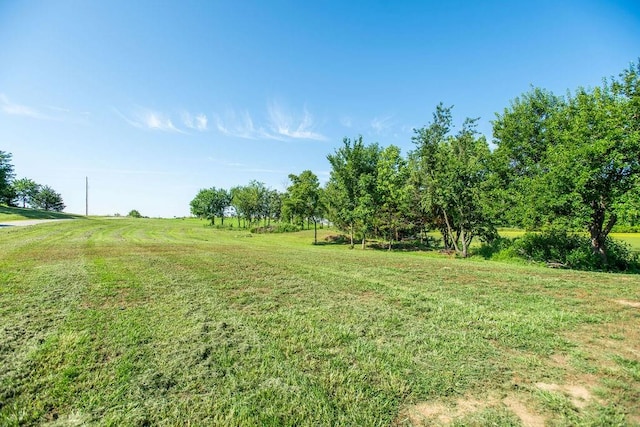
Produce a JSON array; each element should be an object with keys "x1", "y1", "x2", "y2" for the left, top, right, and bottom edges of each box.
[
  {"x1": 250, "y1": 223, "x2": 302, "y2": 234},
  {"x1": 611, "y1": 224, "x2": 640, "y2": 233},
  {"x1": 477, "y1": 230, "x2": 639, "y2": 272}
]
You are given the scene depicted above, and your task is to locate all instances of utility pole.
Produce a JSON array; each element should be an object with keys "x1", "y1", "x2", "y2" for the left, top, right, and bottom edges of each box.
[{"x1": 85, "y1": 176, "x2": 88, "y2": 216}]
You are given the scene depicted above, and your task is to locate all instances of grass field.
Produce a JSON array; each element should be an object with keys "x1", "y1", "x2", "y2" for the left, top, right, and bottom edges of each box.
[
  {"x1": 0, "y1": 205, "x2": 83, "y2": 222},
  {"x1": 1, "y1": 218, "x2": 639, "y2": 426}
]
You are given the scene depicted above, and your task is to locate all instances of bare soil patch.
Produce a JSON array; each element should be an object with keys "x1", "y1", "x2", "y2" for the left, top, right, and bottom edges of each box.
[
  {"x1": 616, "y1": 299, "x2": 640, "y2": 308},
  {"x1": 536, "y1": 382, "x2": 593, "y2": 408},
  {"x1": 399, "y1": 393, "x2": 547, "y2": 426}
]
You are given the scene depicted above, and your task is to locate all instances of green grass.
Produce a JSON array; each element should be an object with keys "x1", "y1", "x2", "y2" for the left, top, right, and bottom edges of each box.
[
  {"x1": 0, "y1": 205, "x2": 83, "y2": 221},
  {"x1": 1, "y1": 218, "x2": 639, "y2": 426}
]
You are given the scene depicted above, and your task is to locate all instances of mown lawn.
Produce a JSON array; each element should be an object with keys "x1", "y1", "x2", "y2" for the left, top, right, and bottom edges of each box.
[
  {"x1": 0, "y1": 218, "x2": 639, "y2": 426},
  {"x1": 0, "y1": 205, "x2": 83, "y2": 221}
]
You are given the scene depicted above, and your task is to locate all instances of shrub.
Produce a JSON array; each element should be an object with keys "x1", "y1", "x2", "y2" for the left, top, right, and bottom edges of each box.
[
  {"x1": 477, "y1": 230, "x2": 639, "y2": 272},
  {"x1": 250, "y1": 223, "x2": 302, "y2": 234}
]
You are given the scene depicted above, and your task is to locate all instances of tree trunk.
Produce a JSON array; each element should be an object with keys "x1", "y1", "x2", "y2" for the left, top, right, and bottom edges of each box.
[
  {"x1": 313, "y1": 219, "x2": 317, "y2": 245},
  {"x1": 589, "y1": 204, "x2": 616, "y2": 265},
  {"x1": 442, "y1": 209, "x2": 460, "y2": 254},
  {"x1": 349, "y1": 223, "x2": 354, "y2": 248},
  {"x1": 460, "y1": 228, "x2": 468, "y2": 258},
  {"x1": 361, "y1": 235, "x2": 366, "y2": 250}
]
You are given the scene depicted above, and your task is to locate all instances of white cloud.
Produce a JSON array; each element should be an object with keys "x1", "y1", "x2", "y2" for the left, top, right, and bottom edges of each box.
[
  {"x1": 0, "y1": 94, "x2": 47, "y2": 119},
  {"x1": 182, "y1": 111, "x2": 208, "y2": 131},
  {"x1": 195, "y1": 114, "x2": 208, "y2": 131},
  {"x1": 371, "y1": 115, "x2": 395, "y2": 134},
  {"x1": 267, "y1": 101, "x2": 326, "y2": 141},
  {"x1": 213, "y1": 102, "x2": 327, "y2": 141},
  {"x1": 213, "y1": 109, "x2": 277, "y2": 140},
  {"x1": 340, "y1": 116, "x2": 353, "y2": 128},
  {"x1": 118, "y1": 107, "x2": 185, "y2": 133}
]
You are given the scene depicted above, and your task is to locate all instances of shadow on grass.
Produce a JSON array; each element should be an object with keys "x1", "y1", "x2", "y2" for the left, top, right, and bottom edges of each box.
[
  {"x1": 368, "y1": 241, "x2": 441, "y2": 252},
  {"x1": 315, "y1": 234, "x2": 441, "y2": 252},
  {"x1": 0, "y1": 205, "x2": 84, "y2": 220}
]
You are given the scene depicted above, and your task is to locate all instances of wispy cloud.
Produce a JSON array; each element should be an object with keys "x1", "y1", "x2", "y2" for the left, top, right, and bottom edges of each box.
[
  {"x1": 117, "y1": 107, "x2": 186, "y2": 133},
  {"x1": 267, "y1": 101, "x2": 326, "y2": 141},
  {"x1": 213, "y1": 109, "x2": 270, "y2": 139},
  {"x1": 182, "y1": 111, "x2": 208, "y2": 131},
  {"x1": 371, "y1": 115, "x2": 395, "y2": 134},
  {"x1": 1, "y1": 94, "x2": 91, "y2": 123},
  {"x1": 0, "y1": 94, "x2": 47, "y2": 119},
  {"x1": 340, "y1": 116, "x2": 353, "y2": 128},
  {"x1": 213, "y1": 101, "x2": 327, "y2": 141}
]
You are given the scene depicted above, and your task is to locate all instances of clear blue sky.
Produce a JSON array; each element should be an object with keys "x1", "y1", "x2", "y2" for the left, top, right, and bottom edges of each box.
[{"x1": 1, "y1": 0, "x2": 638, "y2": 217}]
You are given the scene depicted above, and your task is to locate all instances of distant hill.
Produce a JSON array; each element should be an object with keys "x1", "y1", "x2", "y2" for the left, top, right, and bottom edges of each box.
[{"x1": 0, "y1": 205, "x2": 84, "y2": 221}]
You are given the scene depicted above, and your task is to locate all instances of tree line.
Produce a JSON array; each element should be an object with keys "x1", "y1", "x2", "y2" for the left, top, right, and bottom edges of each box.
[
  {"x1": 0, "y1": 152, "x2": 66, "y2": 212},
  {"x1": 202, "y1": 61, "x2": 637, "y2": 266}
]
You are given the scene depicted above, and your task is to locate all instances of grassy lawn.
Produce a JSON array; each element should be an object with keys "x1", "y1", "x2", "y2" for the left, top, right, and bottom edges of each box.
[
  {"x1": 0, "y1": 205, "x2": 83, "y2": 221},
  {"x1": 1, "y1": 218, "x2": 639, "y2": 426}
]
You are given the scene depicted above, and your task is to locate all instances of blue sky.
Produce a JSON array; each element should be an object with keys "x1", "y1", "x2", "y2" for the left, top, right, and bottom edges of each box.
[{"x1": 1, "y1": 0, "x2": 638, "y2": 217}]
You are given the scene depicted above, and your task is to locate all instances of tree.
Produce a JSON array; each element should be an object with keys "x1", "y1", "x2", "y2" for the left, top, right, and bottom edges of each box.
[
  {"x1": 13, "y1": 178, "x2": 40, "y2": 208},
  {"x1": 231, "y1": 181, "x2": 268, "y2": 227},
  {"x1": 128, "y1": 209, "x2": 142, "y2": 218},
  {"x1": 326, "y1": 136, "x2": 380, "y2": 248},
  {"x1": 375, "y1": 145, "x2": 411, "y2": 250},
  {"x1": 0, "y1": 150, "x2": 16, "y2": 205},
  {"x1": 286, "y1": 170, "x2": 323, "y2": 244},
  {"x1": 32, "y1": 185, "x2": 65, "y2": 212},
  {"x1": 491, "y1": 88, "x2": 564, "y2": 228},
  {"x1": 190, "y1": 187, "x2": 231, "y2": 225},
  {"x1": 492, "y1": 61, "x2": 640, "y2": 264},
  {"x1": 412, "y1": 105, "x2": 495, "y2": 257}
]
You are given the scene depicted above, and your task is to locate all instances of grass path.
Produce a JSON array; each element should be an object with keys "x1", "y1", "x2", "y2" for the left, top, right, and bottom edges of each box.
[{"x1": 1, "y1": 218, "x2": 639, "y2": 425}]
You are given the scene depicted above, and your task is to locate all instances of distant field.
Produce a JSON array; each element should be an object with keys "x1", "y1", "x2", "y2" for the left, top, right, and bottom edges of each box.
[{"x1": 1, "y1": 218, "x2": 639, "y2": 425}]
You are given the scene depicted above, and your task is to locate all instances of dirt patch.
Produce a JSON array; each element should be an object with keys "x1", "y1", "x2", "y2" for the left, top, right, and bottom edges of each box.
[
  {"x1": 549, "y1": 352, "x2": 571, "y2": 368},
  {"x1": 399, "y1": 394, "x2": 545, "y2": 426},
  {"x1": 502, "y1": 396, "x2": 546, "y2": 427},
  {"x1": 536, "y1": 382, "x2": 593, "y2": 408},
  {"x1": 616, "y1": 299, "x2": 640, "y2": 308}
]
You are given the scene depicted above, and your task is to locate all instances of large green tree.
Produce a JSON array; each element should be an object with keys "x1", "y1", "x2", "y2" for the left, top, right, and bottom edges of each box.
[
  {"x1": 492, "y1": 62, "x2": 640, "y2": 263},
  {"x1": 412, "y1": 105, "x2": 495, "y2": 257},
  {"x1": 326, "y1": 136, "x2": 380, "y2": 248},
  {"x1": 190, "y1": 187, "x2": 231, "y2": 225},
  {"x1": 491, "y1": 88, "x2": 564, "y2": 228},
  {"x1": 285, "y1": 170, "x2": 323, "y2": 243},
  {"x1": 32, "y1": 185, "x2": 65, "y2": 212},
  {"x1": 12, "y1": 178, "x2": 40, "y2": 208},
  {"x1": 375, "y1": 145, "x2": 411, "y2": 250},
  {"x1": 231, "y1": 181, "x2": 268, "y2": 227},
  {"x1": 0, "y1": 150, "x2": 16, "y2": 205}
]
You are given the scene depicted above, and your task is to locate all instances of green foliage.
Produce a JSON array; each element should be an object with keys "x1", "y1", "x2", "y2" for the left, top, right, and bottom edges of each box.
[
  {"x1": 12, "y1": 178, "x2": 40, "y2": 208},
  {"x1": 375, "y1": 145, "x2": 412, "y2": 250},
  {"x1": 412, "y1": 104, "x2": 496, "y2": 257},
  {"x1": 326, "y1": 136, "x2": 381, "y2": 247},
  {"x1": 0, "y1": 150, "x2": 16, "y2": 205},
  {"x1": 250, "y1": 223, "x2": 302, "y2": 233},
  {"x1": 479, "y1": 231, "x2": 639, "y2": 272},
  {"x1": 128, "y1": 209, "x2": 142, "y2": 218},
  {"x1": 31, "y1": 185, "x2": 65, "y2": 212},
  {"x1": 231, "y1": 181, "x2": 276, "y2": 227},
  {"x1": 492, "y1": 62, "x2": 640, "y2": 262},
  {"x1": 190, "y1": 187, "x2": 231, "y2": 225}
]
